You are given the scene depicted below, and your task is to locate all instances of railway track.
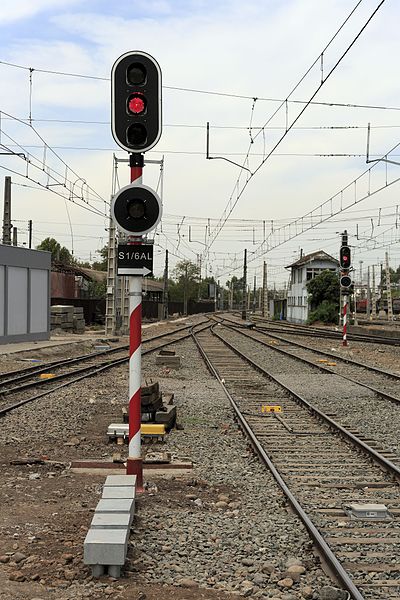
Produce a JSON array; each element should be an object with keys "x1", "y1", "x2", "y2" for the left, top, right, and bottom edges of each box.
[
  {"x1": 212, "y1": 316, "x2": 400, "y2": 466},
  {"x1": 193, "y1": 325, "x2": 400, "y2": 600},
  {"x1": 0, "y1": 320, "x2": 210, "y2": 417},
  {"x1": 248, "y1": 314, "x2": 400, "y2": 347},
  {"x1": 216, "y1": 315, "x2": 400, "y2": 405}
]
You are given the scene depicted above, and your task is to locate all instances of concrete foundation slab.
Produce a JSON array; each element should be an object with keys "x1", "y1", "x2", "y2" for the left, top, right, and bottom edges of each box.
[
  {"x1": 156, "y1": 354, "x2": 181, "y2": 368},
  {"x1": 107, "y1": 423, "x2": 128, "y2": 437},
  {"x1": 91, "y1": 512, "x2": 132, "y2": 530},
  {"x1": 102, "y1": 486, "x2": 135, "y2": 500},
  {"x1": 84, "y1": 528, "x2": 128, "y2": 567},
  {"x1": 95, "y1": 498, "x2": 134, "y2": 515},
  {"x1": 105, "y1": 474, "x2": 137, "y2": 487}
]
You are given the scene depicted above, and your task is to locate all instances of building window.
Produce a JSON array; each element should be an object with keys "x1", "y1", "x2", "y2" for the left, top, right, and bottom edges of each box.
[
  {"x1": 298, "y1": 269, "x2": 302, "y2": 283},
  {"x1": 298, "y1": 296, "x2": 302, "y2": 306}
]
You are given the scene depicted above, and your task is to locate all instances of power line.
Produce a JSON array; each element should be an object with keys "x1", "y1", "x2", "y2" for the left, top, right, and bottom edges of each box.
[
  {"x1": 3, "y1": 116, "x2": 400, "y2": 130},
  {"x1": 203, "y1": 0, "x2": 388, "y2": 260},
  {"x1": 1, "y1": 143, "x2": 395, "y2": 158},
  {"x1": 2, "y1": 53, "x2": 400, "y2": 112}
]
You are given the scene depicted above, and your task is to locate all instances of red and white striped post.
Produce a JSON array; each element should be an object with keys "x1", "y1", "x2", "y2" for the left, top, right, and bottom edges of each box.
[
  {"x1": 127, "y1": 153, "x2": 144, "y2": 488},
  {"x1": 342, "y1": 293, "x2": 348, "y2": 347}
]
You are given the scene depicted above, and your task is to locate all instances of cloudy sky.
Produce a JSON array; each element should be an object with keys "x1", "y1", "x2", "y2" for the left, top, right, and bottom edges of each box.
[{"x1": 0, "y1": 0, "x2": 399, "y2": 287}]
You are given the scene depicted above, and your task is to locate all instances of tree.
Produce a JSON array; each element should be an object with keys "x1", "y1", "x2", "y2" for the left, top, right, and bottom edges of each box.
[
  {"x1": 306, "y1": 270, "x2": 339, "y2": 324},
  {"x1": 169, "y1": 260, "x2": 200, "y2": 303},
  {"x1": 37, "y1": 237, "x2": 73, "y2": 265},
  {"x1": 92, "y1": 245, "x2": 108, "y2": 271},
  {"x1": 225, "y1": 275, "x2": 244, "y2": 307}
]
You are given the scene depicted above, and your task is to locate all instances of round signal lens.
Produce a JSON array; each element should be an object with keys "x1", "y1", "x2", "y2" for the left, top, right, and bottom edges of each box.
[
  {"x1": 128, "y1": 198, "x2": 146, "y2": 219},
  {"x1": 128, "y1": 94, "x2": 146, "y2": 114}
]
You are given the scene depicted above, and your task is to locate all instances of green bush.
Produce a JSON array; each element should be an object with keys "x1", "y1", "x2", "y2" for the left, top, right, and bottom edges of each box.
[{"x1": 307, "y1": 300, "x2": 338, "y2": 324}]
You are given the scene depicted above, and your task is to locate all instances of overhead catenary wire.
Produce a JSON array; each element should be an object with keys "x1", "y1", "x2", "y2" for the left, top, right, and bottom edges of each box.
[
  {"x1": 2, "y1": 56, "x2": 400, "y2": 112},
  {"x1": 203, "y1": 0, "x2": 388, "y2": 259}
]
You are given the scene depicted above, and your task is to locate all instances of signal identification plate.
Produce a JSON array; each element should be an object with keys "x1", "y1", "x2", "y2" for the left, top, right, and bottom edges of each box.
[{"x1": 117, "y1": 244, "x2": 153, "y2": 276}]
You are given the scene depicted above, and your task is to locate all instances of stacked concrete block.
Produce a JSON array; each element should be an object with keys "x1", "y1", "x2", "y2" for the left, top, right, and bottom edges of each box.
[
  {"x1": 50, "y1": 305, "x2": 74, "y2": 331},
  {"x1": 50, "y1": 305, "x2": 85, "y2": 333},
  {"x1": 73, "y1": 306, "x2": 85, "y2": 333},
  {"x1": 84, "y1": 474, "x2": 136, "y2": 578}
]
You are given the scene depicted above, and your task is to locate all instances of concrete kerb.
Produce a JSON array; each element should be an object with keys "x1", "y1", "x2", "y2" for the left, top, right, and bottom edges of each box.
[{"x1": 84, "y1": 475, "x2": 137, "y2": 577}]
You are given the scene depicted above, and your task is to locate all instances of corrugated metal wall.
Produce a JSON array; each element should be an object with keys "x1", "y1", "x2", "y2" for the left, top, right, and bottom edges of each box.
[{"x1": 0, "y1": 245, "x2": 51, "y2": 344}]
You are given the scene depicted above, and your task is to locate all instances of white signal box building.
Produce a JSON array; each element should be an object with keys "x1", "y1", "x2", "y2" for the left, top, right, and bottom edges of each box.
[{"x1": 286, "y1": 250, "x2": 339, "y2": 324}]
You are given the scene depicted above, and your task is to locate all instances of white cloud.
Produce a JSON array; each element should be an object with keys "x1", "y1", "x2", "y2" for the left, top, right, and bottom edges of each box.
[
  {"x1": 1, "y1": 0, "x2": 400, "y2": 281},
  {"x1": 0, "y1": 0, "x2": 81, "y2": 25}
]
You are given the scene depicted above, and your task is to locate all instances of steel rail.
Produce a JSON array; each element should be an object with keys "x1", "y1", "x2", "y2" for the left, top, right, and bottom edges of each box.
[
  {"x1": 192, "y1": 327, "x2": 359, "y2": 600},
  {"x1": 0, "y1": 321, "x2": 202, "y2": 387},
  {"x1": 0, "y1": 321, "x2": 211, "y2": 417},
  {"x1": 250, "y1": 315, "x2": 400, "y2": 346},
  {"x1": 215, "y1": 317, "x2": 400, "y2": 406},
  {"x1": 208, "y1": 325, "x2": 400, "y2": 479}
]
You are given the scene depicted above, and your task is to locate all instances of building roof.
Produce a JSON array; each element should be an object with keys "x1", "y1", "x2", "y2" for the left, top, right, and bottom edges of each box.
[
  {"x1": 286, "y1": 250, "x2": 339, "y2": 269},
  {"x1": 142, "y1": 279, "x2": 164, "y2": 292},
  {"x1": 78, "y1": 267, "x2": 107, "y2": 282}
]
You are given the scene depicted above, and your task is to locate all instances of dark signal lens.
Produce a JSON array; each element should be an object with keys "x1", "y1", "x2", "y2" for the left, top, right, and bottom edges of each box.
[
  {"x1": 127, "y1": 63, "x2": 146, "y2": 85},
  {"x1": 128, "y1": 94, "x2": 146, "y2": 114},
  {"x1": 127, "y1": 123, "x2": 147, "y2": 146},
  {"x1": 127, "y1": 198, "x2": 146, "y2": 219}
]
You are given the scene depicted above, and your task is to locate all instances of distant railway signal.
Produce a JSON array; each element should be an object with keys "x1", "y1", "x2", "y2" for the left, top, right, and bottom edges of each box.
[
  {"x1": 340, "y1": 245, "x2": 351, "y2": 269},
  {"x1": 111, "y1": 183, "x2": 162, "y2": 236},
  {"x1": 111, "y1": 51, "x2": 162, "y2": 153},
  {"x1": 340, "y1": 275, "x2": 352, "y2": 289}
]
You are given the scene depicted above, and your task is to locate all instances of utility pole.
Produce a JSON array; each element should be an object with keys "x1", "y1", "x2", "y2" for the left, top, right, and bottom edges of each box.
[
  {"x1": 262, "y1": 261, "x2": 269, "y2": 317},
  {"x1": 2, "y1": 176, "x2": 12, "y2": 245},
  {"x1": 252, "y1": 275, "x2": 256, "y2": 313},
  {"x1": 340, "y1": 230, "x2": 350, "y2": 347},
  {"x1": 105, "y1": 213, "x2": 117, "y2": 336},
  {"x1": 229, "y1": 281, "x2": 234, "y2": 310},
  {"x1": 163, "y1": 249, "x2": 169, "y2": 319},
  {"x1": 385, "y1": 252, "x2": 393, "y2": 322},
  {"x1": 241, "y1": 249, "x2": 247, "y2": 320},
  {"x1": 28, "y1": 219, "x2": 32, "y2": 248},
  {"x1": 371, "y1": 265, "x2": 377, "y2": 319},
  {"x1": 197, "y1": 254, "x2": 202, "y2": 300},
  {"x1": 359, "y1": 260, "x2": 364, "y2": 298},
  {"x1": 366, "y1": 266, "x2": 371, "y2": 320},
  {"x1": 12, "y1": 226, "x2": 17, "y2": 246},
  {"x1": 183, "y1": 263, "x2": 188, "y2": 316}
]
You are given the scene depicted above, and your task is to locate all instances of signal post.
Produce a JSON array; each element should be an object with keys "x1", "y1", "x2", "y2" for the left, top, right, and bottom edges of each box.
[
  {"x1": 111, "y1": 51, "x2": 162, "y2": 487},
  {"x1": 339, "y1": 230, "x2": 352, "y2": 347}
]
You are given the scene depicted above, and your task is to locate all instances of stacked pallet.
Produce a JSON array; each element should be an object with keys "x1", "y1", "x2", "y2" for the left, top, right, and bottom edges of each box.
[{"x1": 50, "y1": 305, "x2": 85, "y2": 333}]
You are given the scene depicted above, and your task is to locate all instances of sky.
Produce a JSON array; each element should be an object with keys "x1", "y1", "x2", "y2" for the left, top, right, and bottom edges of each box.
[{"x1": 0, "y1": 0, "x2": 400, "y2": 288}]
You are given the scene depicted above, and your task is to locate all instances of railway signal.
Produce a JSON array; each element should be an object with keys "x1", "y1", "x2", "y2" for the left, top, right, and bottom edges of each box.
[
  {"x1": 340, "y1": 245, "x2": 351, "y2": 269},
  {"x1": 111, "y1": 51, "x2": 162, "y2": 153},
  {"x1": 111, "y1": 183, "x2": 162, "y2": 236},
  {"x1": 340, "y1": 275, "x2": 352, "y2": 289}
]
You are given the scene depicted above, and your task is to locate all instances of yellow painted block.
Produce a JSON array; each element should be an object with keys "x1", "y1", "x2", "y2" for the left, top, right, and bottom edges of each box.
[
  {"x1": 39, "y1": 373, "x2": 55, "y2": 379},
  {"x1": 317, "y1": 359, "x2": 329, "y2": 363},
  {"x1": 140, "y1": 424, "x2": 165, "y2": 436},
  {"x1": 261, "y1": 405, "x2": 282, "y2": 413},
  {"x1": 326, "y1": 362, "x2": 337, "y2": 367}
]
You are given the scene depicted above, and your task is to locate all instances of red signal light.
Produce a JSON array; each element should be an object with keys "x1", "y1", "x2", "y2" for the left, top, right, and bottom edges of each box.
[{"x1": 128, "y1": 94, "x2": 146, "y2": 114}]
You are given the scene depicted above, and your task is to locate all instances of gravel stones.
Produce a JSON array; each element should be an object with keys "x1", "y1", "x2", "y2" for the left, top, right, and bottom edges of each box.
[{"x1": 136, "y1": 338, "x2": 335, "y2": 597}]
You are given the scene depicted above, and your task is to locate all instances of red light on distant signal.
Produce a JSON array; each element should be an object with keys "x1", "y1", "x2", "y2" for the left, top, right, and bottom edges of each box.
[{"x1": 128, "y1": 94, "x2": 146, "y2": 114}]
